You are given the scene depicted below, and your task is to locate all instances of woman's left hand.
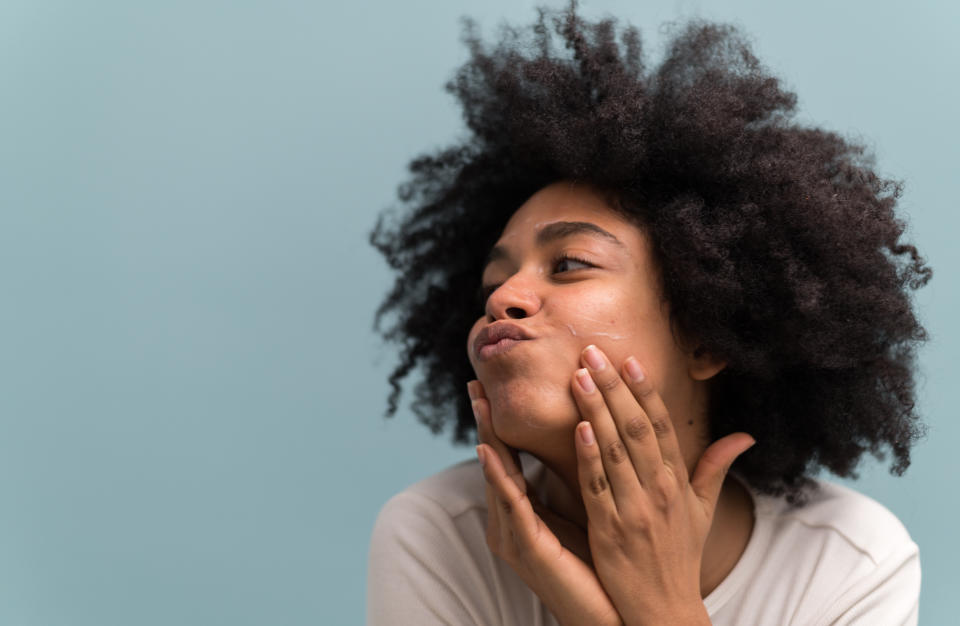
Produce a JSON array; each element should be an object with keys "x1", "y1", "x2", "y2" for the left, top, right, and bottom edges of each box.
[{"x1": 571, "y1": 345, "x2": 755, "y2": 626}]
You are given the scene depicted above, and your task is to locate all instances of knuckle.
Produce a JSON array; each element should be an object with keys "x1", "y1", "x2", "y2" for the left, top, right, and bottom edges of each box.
[
  {"x1": 624, "y1": 416, "x2": 651, "y2": 441},
  {"x1": 502, "y1": 490, "x2": 527, "y2": 516},
  {"x1": 634, "y1": 377, "x2": 655, "y2": 396},
  {"x1": 598, "y1": 375, "x2": 622, "y2": 393},
  {"x1": 623, "y1": 510, "x2": 651, "y2": 535},
  {"x1": 651, "y1": 416, "x2": 672, "y2": 438},
  {"x1": 588, "y1": 473, "x2": 609, "y2": 497},
  {"x1": 649, "y1": 470, "x2": 677, "y2": 507},
  {"x1": 673, "y1": 464, "x2": 690, "y2": 488},
  {"x1": 605, "y1": 517, "x2": 629, "y2": 548},
  {"x1": 605, "y1": 440, "x2": 628, "y2": 465}
]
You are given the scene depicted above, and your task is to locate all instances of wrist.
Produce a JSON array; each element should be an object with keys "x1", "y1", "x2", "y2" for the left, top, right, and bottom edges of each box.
[{"x1": 626, "y1": 602, "x2": 710, "y2": 626}]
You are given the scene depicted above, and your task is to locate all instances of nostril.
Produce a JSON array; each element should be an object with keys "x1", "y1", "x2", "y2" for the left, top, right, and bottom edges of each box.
[{"x1": 506, "y1": 307, "x2": 526, "y2": 319}]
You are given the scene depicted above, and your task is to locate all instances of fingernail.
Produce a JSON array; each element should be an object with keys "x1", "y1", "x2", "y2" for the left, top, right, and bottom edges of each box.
[
  {"x1": 476, "y1": 445, "x2": 486, "y2": 467},
  {"x1": 578, "y1": 422, "x2": 595, "y2": 445},
  {"x1": 583, "y1": 345, "x2": 605, "y2": 371},
  {"x1": 471, "y1": 399, "x2": 481, "y2": 423},
  {"x1": 624, "y1": 357, "x2": 644, "y2": 382},
  {"x1": 576, "y1": 368, "x2": 596, "y2": 393},
  {"x1": 467, "y1": 381, "x2": 479, "y2": 401}
]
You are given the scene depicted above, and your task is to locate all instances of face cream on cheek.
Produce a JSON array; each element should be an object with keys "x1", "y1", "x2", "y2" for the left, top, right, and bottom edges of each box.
[
  {"x1": 586, "y1": 330, "x2": 627, "y2": 340},
  {"x1": 565, "y1": 324, "x2": 627, "y2": 340},
  {"x1": 558, "y1": 313, "x2": 630, "y2": 342}
]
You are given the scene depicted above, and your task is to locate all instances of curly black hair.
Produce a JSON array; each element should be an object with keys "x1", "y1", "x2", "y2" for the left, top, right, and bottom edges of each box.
[{"x1": 369, "y1": 1, "x2": 932, "y2": 501}]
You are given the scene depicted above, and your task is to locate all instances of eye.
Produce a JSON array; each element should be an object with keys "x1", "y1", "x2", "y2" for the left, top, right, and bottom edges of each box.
[
  {"x1": 476, "y1": 255, "x2": 595, "y2": 312},
  {"x1": 553, "y1": 254, "x2": 594, "y2": 273}
]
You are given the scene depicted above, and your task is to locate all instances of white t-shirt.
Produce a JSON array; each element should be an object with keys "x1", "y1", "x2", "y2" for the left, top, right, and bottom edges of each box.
[{"x1": 367, "y1": 453, "x2": 920, "y2": 625}]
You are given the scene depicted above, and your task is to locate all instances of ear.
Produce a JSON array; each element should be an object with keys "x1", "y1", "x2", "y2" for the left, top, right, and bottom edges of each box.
[{"x1": 688, "y1": 345, "x2": 727, "y2": 381}]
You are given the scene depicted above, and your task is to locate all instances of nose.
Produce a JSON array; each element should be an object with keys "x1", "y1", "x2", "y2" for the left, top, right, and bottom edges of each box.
[{"x1": 485, "y1": 272, "x2": 542, "y2": 321}]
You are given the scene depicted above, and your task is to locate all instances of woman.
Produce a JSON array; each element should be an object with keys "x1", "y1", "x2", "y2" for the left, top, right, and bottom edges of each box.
[{"x1": 366, "y1": 3, "x2": 931, "y2": 624}]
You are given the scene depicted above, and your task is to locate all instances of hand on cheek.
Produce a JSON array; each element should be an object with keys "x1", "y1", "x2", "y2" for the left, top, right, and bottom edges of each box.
[{"x1": 569, "y1": 345, "x2": 755, "y2": 624}]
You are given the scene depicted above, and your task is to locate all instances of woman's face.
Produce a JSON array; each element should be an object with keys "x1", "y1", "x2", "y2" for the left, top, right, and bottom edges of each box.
[{"x1": 466, "y1": 181, "x2": 719, "y2": 458}]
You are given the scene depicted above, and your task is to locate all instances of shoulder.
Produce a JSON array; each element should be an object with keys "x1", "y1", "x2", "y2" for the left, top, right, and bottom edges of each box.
[
  {"x1": 708, "y1": 478, "x2": 920, "y2": 625},
  {"x1": 763, "y1": 479, "x2": 917, "y2": 567},
  {"x1": 366, "y1": 459, "x2": 490, "y2": 625},
  {"x1": 366, "y1": 455, "x2": 552, "y2": 626},
  {"x1": 372, "y1": 451, "x2": 547, "y2": 532},
  {"x1": 746, "y1": 479, "x2": 919, "y2": 625},
  {"x1": 369, "y1": 457, "x2": 489, "y2": 550},
  {"x1": 368, "y1": 458, "x2": 488, "y2": 566},
  {"x1": 391, "y1": 458, "x2": 489, "y2": 518}
]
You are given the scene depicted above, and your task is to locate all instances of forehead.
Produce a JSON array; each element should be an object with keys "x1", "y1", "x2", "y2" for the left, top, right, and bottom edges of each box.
[{"x1": 499, "y1": 181, "x2": 637, "y2": 242}]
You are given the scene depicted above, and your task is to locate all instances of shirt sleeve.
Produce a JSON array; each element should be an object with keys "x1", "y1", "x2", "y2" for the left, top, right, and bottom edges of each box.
[
  {"x1": 816, "y1": 541, "x2": 920, "y2": 626},
  {"x1": 366, "y1": 491, "x2": 498, "y2": 626}
]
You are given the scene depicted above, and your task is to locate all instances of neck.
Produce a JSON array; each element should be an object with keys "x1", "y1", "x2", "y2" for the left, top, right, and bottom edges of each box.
[{"x1": 534, "y1": 445, "x2": 755, "y2": 598}]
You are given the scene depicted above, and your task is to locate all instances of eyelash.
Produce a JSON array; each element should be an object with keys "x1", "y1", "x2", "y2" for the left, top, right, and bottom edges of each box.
[{"x1": 476, "y1": 254, "x2": 595, "y2": 308}]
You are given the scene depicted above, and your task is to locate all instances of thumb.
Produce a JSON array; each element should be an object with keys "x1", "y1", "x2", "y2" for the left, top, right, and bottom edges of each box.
[{"x1": 690, "y1": 433, "x2": 756, "y2": 512}]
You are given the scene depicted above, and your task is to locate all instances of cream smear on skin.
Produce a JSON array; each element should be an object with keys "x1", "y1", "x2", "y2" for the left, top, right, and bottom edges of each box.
[{"x1": 565, "y1": 323, "x2": 628, "y2": 340}]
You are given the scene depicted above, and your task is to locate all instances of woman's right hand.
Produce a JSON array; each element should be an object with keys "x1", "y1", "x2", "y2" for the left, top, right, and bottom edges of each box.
[{"x1": 468, "y1": 380, "x2": 623, "y2": 626}]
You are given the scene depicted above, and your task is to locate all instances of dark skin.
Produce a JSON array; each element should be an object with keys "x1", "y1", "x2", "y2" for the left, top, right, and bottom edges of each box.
[{"x1": 465, "y1": 181, "x2": 756, "y2": 625}]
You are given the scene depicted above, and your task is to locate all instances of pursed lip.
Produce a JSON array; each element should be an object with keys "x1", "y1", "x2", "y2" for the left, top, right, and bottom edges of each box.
[{"x1": 473, "y1": 322, "x2": 535, "y2": 360}]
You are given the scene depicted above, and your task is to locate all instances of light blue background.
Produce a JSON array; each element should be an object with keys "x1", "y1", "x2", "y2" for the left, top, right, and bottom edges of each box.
[{"x1": 1, "y1": 1, "x2": 956, "y2": 624}]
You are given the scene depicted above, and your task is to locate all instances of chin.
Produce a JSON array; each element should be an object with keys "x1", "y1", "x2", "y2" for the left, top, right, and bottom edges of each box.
[{"x1": 485, "y1": 375, "x2": 579, "y2": 448}]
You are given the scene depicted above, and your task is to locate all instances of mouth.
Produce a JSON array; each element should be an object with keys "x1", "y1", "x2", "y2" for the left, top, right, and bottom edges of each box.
[
  {"x1": 473, "y1": 322, "x2": 535, "y2": 362},
  {"x1": 477, "y1": 337, "x2": 529, "y2": 361}
]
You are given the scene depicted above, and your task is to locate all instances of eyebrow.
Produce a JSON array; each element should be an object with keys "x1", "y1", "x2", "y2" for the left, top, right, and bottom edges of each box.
[{"x1": 485, "y1": 221, "x2": 626, "y2": 266}]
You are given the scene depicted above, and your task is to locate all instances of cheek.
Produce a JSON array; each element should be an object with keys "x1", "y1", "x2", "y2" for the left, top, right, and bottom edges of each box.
[
  {"x1": 553, "y1": 289, "x2": 639, "y2": 342},
  {"x1": 553, "y1": 288, "x2": 672, "y2": 379}
]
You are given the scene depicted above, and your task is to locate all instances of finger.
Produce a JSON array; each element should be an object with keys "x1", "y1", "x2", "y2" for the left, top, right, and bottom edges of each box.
[
  {"x1": 467, "y1": 379, "x2": 486, "y2": 401},
  {"x1": 483, "y1": 469, "x2": 502, "y2": 551},
  {"x1": 477, "y1": 446, "x2": 515, "y2": 557},
  {"x1": 471, "y1": 394, "x2": 525, "y2": 494},
  {"x1": 574, "y1": 421, "x2": 618, "y2": 524},
  {"x1": 580, "y1": 345, "x2": 669, "y2": 489},
  {"x1": 571, "y1": 365, "x2": 643, "y2": 508},
  {"x1": 690, "y1": 433, "x2": 756, "y2": 514},
  {"x1": 477, "y1": 443, "x2": 542, "y2": 554},
  {"x1": 620, "y1": 355, "x2": 688, "y2": 484},
  {"x1": 470, "y1": 380, "x2": 523, "y2": 491},
  {"x1": 470, "y1": 381, "x2": 523, "y2": 554}
]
